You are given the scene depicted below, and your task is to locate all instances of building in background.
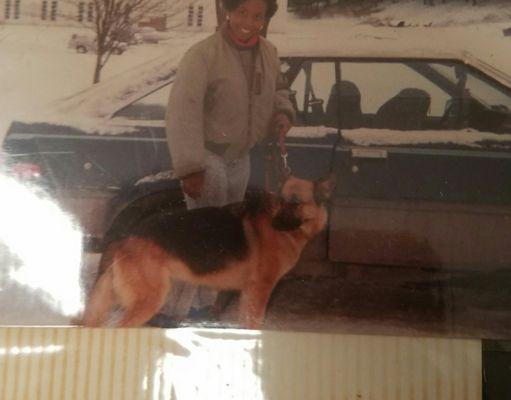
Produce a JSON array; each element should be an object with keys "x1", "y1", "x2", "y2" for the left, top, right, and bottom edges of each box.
[
  {"x1": 0, "y1": 0, "x2": 288, "y2": 32},
  {"x1": 0, "y1": 0, "x2": 213, "y2": 30},
  {"x1": 0, "y1": 0, "x2": 79, "y2": 25}
]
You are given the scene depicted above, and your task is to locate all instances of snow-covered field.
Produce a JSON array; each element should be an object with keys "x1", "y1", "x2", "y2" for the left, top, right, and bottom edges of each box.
[
  {"x1": 364, "y1": 0, "x2": 511, "y2": 27},
  {"x1": 0, "y1": 26, "x2": 206, "y2": 136}
]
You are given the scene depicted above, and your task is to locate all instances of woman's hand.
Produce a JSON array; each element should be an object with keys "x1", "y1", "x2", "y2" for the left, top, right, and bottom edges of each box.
[
  {"x1": 272, "y1": 112, "x2": 292, "y2": 153},
  {"x1": 181, "y1": 171, "x2": 205, "y2": 199},
  {"x1": 272, "y1": 112, "x2": 292, "y2": 138}
]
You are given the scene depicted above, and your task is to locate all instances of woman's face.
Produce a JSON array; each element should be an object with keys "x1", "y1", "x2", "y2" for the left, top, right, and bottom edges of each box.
[{"x1": 227, "y1": 0, "x2": 267, "y2": 42}]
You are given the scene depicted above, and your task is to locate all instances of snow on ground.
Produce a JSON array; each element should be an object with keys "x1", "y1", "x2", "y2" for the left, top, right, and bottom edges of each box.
[
  {"x1": 0, "y1": 25, "x2": 206, "y2": 137},
  {"x1": 365, "y1": 0, "x2": 511, "y2": 27}
]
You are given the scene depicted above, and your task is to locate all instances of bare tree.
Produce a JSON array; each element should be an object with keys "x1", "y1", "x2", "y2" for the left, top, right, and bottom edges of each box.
[{"x1": 90, "y1": 0, "x2": 165, "y2": 83}]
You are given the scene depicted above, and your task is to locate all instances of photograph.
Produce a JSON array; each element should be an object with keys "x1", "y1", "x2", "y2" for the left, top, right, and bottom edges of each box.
[{"x1": 0, "y1": 0, "x2": 511, "y2": 340}]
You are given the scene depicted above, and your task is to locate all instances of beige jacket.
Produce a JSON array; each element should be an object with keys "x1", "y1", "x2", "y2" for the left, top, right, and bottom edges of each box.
[{"x1": 166, "y1": 29, "x2": 295, "y2": 179}]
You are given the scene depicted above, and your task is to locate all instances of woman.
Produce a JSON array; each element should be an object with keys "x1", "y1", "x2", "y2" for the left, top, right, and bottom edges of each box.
[{"x1": 165, "y1": 0, "x2": 294, "y2": 320}]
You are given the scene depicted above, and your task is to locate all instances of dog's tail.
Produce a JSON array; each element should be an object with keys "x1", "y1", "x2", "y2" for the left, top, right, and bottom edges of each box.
[{"x1": 81, "y1": 244, "x2": 120, "y2": 326}]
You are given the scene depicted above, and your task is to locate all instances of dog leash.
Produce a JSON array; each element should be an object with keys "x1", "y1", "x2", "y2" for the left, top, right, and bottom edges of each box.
[
  {"x1": 277, "y1": 127, "x2": 291, "y2": 177},
  {"x1": 264, "y1": 130, "x2": 291, "y2": 192}
]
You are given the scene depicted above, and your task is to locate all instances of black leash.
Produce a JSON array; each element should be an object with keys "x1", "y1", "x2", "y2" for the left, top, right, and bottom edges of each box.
[
  {"x1": 329, "y1": 60, "x2": 343, "y2": 174},
  {"x1": 264, "y1": 133, "x2": 291, "y2": 192}
]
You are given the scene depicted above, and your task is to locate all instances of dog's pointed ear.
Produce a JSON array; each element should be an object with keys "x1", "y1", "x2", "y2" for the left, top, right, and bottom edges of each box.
[{"x1": 314, "y1": 173, "x2": 336, "y2": 204}]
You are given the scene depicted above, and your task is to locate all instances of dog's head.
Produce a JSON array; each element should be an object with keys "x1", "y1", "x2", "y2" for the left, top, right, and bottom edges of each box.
[{"x1": 271, "y1": 174, "x2": 336, "y2": 235}]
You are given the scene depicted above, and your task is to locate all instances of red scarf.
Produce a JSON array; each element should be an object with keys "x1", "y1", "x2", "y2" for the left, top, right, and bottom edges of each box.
[{"x1": 227, "y1": 25, "x2": 259, "y2": 48}]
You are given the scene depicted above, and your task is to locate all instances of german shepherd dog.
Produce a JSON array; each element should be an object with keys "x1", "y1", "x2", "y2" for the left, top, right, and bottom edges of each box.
[{"x1": 82, "y1": 175, "x2": 335, "y2": 329}]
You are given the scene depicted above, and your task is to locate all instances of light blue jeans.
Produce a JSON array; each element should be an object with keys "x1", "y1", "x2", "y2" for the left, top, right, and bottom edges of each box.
[{"x1": 161, "y1": 151, "x2": 250, "y2": 318}]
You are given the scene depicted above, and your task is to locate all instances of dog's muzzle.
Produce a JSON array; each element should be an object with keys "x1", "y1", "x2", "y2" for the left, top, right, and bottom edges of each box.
[{"x1": 271, "y1": 202, "x2": 302, "y2": 231}]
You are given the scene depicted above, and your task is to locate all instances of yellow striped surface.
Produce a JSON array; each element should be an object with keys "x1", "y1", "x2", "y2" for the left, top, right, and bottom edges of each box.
[{"x1": 0, "y1": 328, "x2": 481, "y2": 400}]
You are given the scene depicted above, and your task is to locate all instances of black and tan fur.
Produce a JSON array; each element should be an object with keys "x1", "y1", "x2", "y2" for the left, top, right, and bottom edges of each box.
[{"x1": 82, "y1": 175, "x2": 335, "y2": 329}]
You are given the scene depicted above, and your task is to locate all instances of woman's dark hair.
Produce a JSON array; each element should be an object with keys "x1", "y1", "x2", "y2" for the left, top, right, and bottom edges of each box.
[{"x1": 222, "y1": 0, "x2": 278, "y2": 19}]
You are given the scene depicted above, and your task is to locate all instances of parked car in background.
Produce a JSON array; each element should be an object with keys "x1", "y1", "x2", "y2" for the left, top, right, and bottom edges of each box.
[
  {"x1": 110, "y1": 26, "x2": 141, "y2": 45},
  {"x1": 135, "y1": 26, "x2": 167, "y2": 44},
  {"x1": 3, "y1": 45, "x2": 511, "y2": 273},
  {"x1": 68, "y1": 33, "x2": 128, "y2": 55},
  {"x1": 108, "y1": 26, "x2": 167, "y2": 46}
]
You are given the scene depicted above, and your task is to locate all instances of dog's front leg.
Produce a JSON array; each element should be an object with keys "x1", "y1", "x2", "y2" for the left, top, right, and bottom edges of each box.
[{"x1": 239, "y1": 280, "x2": 275, "y2": 329}]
